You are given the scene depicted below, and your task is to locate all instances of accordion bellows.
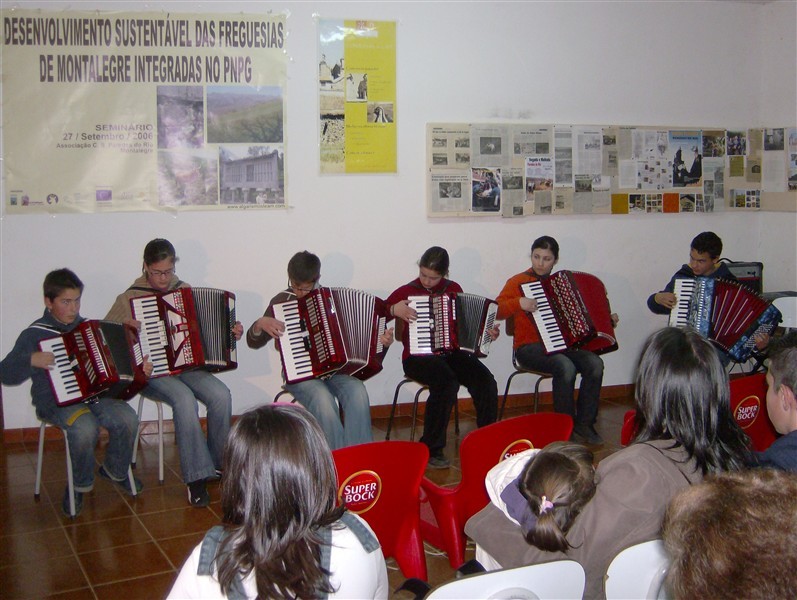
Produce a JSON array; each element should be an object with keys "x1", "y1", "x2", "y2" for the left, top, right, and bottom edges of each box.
[{"x1": 670, "y1": 277, "x2": 781, "y2": 362}]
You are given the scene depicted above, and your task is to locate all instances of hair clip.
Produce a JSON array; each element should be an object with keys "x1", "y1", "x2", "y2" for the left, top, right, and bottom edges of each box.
[{"x1": 540, "y1": 495, "x2": 554, "y2": 514}]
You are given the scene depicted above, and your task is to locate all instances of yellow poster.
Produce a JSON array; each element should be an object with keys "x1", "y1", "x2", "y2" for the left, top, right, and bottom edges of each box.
[
  {"x1": 2, "y1": 9, "x2": 288, "y2": 213},
  {"x1": 319, "y1": 19, "x2": 396, "y2": 174}
]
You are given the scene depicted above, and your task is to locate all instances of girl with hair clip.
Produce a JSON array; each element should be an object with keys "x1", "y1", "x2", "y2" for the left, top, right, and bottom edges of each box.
[
  {"x1": 481, "y1": 442, "x2": 596, "y2": 555},
  {"x1": 466, "y1": 327, "x2": 752, "y2": 600},
  {"x1": 168, "y1": 404, "x2": 388, "y2": 599}
]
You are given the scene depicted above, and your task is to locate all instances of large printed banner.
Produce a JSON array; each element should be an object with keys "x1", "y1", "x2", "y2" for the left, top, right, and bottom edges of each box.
[
  {"x1": 318, "y1": 19, "x2": 396, "y2": 174},
  {"x1": 2, "y1": 10, "x2": 287, "y2": 213}
]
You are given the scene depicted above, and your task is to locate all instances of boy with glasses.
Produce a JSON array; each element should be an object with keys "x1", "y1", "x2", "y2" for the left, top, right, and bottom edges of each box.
[{"x1": 247, "y1": 250, "x2": 393, "y2": 449}]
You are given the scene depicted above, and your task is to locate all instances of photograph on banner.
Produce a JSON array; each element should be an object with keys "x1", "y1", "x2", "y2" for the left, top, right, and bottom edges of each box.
[
  {"x1": 428, "y1": 171, "x2": 470, "y2": 214},
  {"x1": 2, "y1": 9, "x2": 287, "y2": 213},
  {"x1": 318, "y1": 19, "x2": 396, "y2": 174},
  {"x1": 500, "y1": 167, "x2": 524, "y2": 218},
  {"x1": 471, "y1": 167, "x2": 502, "y2": 213},
  {"x1": 670, "y1": 130, "x2": 703, "y2": 187}
]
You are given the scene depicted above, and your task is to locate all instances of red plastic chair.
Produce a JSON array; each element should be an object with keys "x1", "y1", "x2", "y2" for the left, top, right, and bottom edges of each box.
[
  {"x1": 730, "y1": 373, "x2": 778, "y2": 452},
  {"x1": 620, "y1": 409, "x2": 637, "y2": 446},
  {"x1": 332, "y1": 441, "x2": 429, "y2": 580},
  {"x1": 420, "y1": 413, "x2": 574, "y2": 569},
  {"x1": 621, "y1": 374, "x2": 778, "y2": 452}
]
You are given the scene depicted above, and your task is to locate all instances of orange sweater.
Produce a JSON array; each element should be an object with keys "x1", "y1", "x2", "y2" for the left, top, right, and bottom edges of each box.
[{"x1": 496, "y1": 270, "x2": 542, "y2": 349}]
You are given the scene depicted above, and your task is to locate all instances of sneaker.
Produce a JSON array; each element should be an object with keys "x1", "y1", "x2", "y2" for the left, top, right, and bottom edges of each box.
[
  {"x1": 187, "y1": 479, "x2": 210, "y2": 507},
  {"x1": 427, "y1": 453, "x2": 451, "y2": 469},
  {"x1": 98, "y1": 465, "x2": 143, "y2": 496},
  {"x1": 572, "y1": 423, "x2": 605, "y2": 445},
  {"x1": 61, "y1": 486, "x2": 83, "y2": 518}
]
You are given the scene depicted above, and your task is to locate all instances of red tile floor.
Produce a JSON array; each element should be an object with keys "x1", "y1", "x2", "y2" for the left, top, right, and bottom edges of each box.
[{"x1": 0, "y1": 395, "x2": 632, "y2": 599}]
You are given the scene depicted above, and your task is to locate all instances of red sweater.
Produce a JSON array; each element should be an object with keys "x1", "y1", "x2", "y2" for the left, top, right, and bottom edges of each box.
[{"x1": 386, "y1": 277, "x2": 463, "y2": 361}]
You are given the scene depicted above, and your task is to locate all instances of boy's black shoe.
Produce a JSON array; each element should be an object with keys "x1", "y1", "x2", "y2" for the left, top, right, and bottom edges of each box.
[
  {"x1": 427, "y1": 452, "x2": 451, "y2": 469},
  {"x1": 187, "y1": 479, "x2": 210, "y2": 507},
  {"x1": 61, "y1": 487, "x2": 83, "y2": 518},
  {"x1": 572, "y1": 423, "x2": 604, "y2": 445},
  {"x1": 99, "y1": 465, "x2": 143, "y2": 496}
]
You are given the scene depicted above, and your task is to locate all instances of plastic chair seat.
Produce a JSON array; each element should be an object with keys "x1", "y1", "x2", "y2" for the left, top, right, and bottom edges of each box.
[
  {"x1": 605, "y1": 539, "x2": 670, "y2": 599},
  {"x1": 426, "y1": 559, "x2": 586, "y2": 599}
]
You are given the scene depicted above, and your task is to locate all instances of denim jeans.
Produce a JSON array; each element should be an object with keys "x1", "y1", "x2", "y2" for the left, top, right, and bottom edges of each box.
[
  {"x1": 143, "y1": 370, "x2": 232, "y2": 483},
  {"x1": 403, "y1": 352, "x2": 498, "y2": 455},
  {"x1": 286, "y1": 374, "x2": 372, "y2": 450},
  {"x1": 515, "y1": 343, "x2": 604, "y2": 426},
  {"x1": 36, "y1": 398, "x2": 138, "y2": 492}
]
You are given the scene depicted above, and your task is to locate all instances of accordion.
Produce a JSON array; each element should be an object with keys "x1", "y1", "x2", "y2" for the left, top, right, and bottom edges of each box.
[
  {"x1": 407, "y1": 292, "x2": 498, "y2": 357},
  {"x1": 273, "y1": 287, "x2": 388, "y2": 384},
  {"x1": 39, "y1": 320, "x2": 147, "y2": 406},
  {"x1": 669, "y1": 277, "x2": 781, "y2": 362},
  {"x1": 130, "y1": 287, "x2": 237, "y2": 378},
  {"x1": 521, "y1": 270, "x2": 618, "y2": 355}
]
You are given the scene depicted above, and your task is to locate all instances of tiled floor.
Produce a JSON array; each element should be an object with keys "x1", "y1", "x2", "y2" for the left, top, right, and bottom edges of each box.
[{"x1": 0, "y1": 395, "x2": 632, "y2": 599}]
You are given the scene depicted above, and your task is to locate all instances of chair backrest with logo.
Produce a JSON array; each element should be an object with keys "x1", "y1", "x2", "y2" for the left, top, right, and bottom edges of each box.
[
  {"x1": 458, "y1": 412, "x2": 574, "y2": 518},
  {"x1": 729, "y1": 373, "x2": 778, "y2": 452},
  {"x1": 420, "y1": 413, "x2": 574, "y2": 568},
  {"x1": 332, "y1": 440, "x2": 429, "y2": 580}
]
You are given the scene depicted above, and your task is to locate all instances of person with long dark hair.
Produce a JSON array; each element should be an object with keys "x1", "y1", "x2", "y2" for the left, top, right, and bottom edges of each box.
[
  {"x1": 168, "y1": 404, "x2": 388, "y2": 599},
  {"x1": 466, "y1": 327, "x2": 751, "y2": 600}
]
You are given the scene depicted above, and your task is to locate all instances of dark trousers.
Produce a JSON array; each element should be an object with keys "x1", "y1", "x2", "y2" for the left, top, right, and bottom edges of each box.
[
  {"x1": 515, "y1": 342, "x2": 604, "y2": 426},
  {"x1": 403, "y1": 352, "x2": 498, "y2": 455}
]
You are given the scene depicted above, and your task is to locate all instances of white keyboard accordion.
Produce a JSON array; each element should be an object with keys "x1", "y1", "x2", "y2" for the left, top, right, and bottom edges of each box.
[
  {"x1": 407, "y1": 292, "x2": 498, "y2": 357},
  {"x1": 669, "y1": 277, "x2": 781, "y2": 362},
  {"x1": 273, "y1": 287, "x2": 388, "y2": 384},
  {"x1": 39, "y1": 320, "x2": 147, "y2": 406},
  {"x1": 520, "y1": 270, "x2": 618, "y2": 355},
  {"x1": 130, "y1": 287, "x2": 237, "y2": 378}
]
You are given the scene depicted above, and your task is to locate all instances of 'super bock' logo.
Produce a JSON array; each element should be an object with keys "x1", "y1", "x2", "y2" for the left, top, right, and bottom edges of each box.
[{"x1": 338, "y1": 470, "x2": 381, "y2": 514}]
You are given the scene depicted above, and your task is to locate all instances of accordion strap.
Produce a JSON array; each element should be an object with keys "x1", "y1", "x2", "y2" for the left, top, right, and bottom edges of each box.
[
  {"x1": 409, "y1": 279, "x2": 453, "y2": 293},
  {"x1": 127, "y1": 281, "x2": 184, "y2": 293}
]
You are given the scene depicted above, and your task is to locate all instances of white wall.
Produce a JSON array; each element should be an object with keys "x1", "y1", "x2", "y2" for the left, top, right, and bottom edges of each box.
[{"x1": 2, "y1": 1, "x2": 796, "y2": 429}]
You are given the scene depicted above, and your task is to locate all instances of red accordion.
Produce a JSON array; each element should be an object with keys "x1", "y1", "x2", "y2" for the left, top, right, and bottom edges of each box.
[
  {"x1": 273, "y1": 287, "x2": 388, "y2": 384},
  {"x1": 521, "y1": 270, "x2": 618, "y2": 355},
  {"x1": 39, "y1": 320, "x2": 147, "y2": 406},
  {"x1": 130, "y1": 287, "x2": 238, "y2": 378}
]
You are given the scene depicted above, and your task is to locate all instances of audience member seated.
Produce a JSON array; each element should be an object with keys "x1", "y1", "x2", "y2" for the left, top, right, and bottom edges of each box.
[
  {"x1": 483, "y1": 442, "x2": 596, "y2": 553},
  {"x1": 662, "y1": 469, "x2": 797, "y2": 599},
  {"x1": 465, "y1": 327, "x2": 751, "y2": 600},
  {"x1": 168, "y1": 404, "x2": 388, "y2": 599},
  {"x1": 756, "y1": 332, "x2": 797, "y2": 472}
]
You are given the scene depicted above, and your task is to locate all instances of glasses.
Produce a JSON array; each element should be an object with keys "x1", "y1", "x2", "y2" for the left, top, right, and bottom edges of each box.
[
  {"x1": 289, "y1": 279, "x2": 316, "y2": 293},
  {"x1": 149, "y1": 268, "x2": 175, "y2": 277}
]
